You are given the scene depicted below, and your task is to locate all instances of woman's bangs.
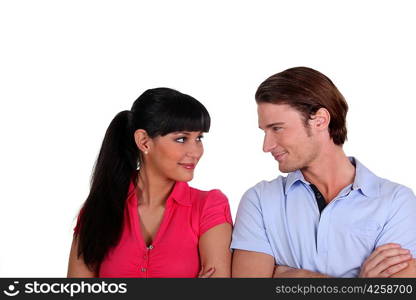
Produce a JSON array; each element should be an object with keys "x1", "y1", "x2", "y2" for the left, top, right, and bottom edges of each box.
[{"x1": 159, "y1": 101, "x2": 210, "y2": 135}]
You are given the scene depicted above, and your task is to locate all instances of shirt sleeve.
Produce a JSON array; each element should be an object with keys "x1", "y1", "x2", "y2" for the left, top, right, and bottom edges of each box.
[
  {"x1": 199, "y1": 189, "x2": 233, "y2": 236},
  {"x1": 230, "y1": 186, "x2": 274, "y2": 257},
  {"x1": 375, "y1": 186, "x2": 416, "y2": 257}
]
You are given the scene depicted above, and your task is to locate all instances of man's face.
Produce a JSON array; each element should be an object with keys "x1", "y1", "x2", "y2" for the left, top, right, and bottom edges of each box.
[{"x1": 257, "y1": 103, "x2": 321, "y2": 173}]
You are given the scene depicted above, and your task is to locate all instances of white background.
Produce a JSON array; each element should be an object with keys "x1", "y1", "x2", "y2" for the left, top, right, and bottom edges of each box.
[{"x1": 1, "y1": 0, "x2": 415, "y2": 277}]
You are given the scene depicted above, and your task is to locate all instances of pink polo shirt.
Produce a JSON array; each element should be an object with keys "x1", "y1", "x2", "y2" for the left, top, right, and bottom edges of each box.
[{"x1": 75, "y1": 181, "x2": 233, "y2": 277}]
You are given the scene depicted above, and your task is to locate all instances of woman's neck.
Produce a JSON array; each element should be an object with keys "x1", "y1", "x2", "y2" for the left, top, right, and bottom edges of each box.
[{"x1": 136, "y1": 167, "x2": 175, "y2": 207}]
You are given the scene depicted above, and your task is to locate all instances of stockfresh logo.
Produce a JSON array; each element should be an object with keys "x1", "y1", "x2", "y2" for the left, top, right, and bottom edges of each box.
[
  {"x1": 3, "y1": 281, "x2": 20, "y2": 297},
  {"x1": 2, "y1": 281, "x2": 127, "y2": 297}
]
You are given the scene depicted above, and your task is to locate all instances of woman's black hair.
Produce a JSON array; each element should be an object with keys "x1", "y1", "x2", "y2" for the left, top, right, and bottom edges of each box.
[{"x1": 76, "y1": 87, "x2": 210, "y2": 272}]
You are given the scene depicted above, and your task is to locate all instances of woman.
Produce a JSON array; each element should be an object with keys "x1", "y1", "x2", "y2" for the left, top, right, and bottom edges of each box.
[{"x1": 67, "y1": 88, "x2": 233, "y2": 277}]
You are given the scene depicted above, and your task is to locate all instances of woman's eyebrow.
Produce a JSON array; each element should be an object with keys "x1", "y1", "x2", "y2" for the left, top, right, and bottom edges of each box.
[{"x1": 172, "y1": 131, "x2": 204, "y2": 135}]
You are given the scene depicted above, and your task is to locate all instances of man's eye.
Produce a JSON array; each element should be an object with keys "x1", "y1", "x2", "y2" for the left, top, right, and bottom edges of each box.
[
  {"x1": 273, "y1": 127, "x2": 282, "y2": 132},
  {"x1": 176, "y1": 137, "x2": 186, "y2": 143}
]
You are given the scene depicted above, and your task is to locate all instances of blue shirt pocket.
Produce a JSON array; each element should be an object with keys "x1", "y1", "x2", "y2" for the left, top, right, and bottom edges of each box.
[{"x1": 350, "y1": 219, "x2": 382, "y2": 249}]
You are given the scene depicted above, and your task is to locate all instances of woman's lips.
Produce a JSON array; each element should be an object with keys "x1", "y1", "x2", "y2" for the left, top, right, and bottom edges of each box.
[{"x1": 178, "y1": 163, "x2": 195, "y2": 170}]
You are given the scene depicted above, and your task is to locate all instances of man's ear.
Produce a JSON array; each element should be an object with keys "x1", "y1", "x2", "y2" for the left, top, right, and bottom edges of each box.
[
  {"x1": 311, "y1": 107, "x2": 330, "y2": 131},
  {"x1": 134, "y1": 129, "x2": 152, "y2": 154}
]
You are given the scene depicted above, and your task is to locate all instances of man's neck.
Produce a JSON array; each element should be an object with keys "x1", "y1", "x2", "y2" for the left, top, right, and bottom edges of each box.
[{"x1": 300, "y1": 145, "x2": 356, "y2": 203}]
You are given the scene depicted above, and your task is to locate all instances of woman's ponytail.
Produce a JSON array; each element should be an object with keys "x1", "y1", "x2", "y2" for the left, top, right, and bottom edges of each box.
[{"x1": 76, "y1": 110, "x2": 138, "y2": 272}]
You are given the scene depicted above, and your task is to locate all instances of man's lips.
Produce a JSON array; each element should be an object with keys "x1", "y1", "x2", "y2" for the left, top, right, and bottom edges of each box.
[
  {"x1": 272, "y1": 152, "x2": 287, "y2": 161},
  {"x1": 178, "y1": 163, "x2": 196, "y2": 170}
]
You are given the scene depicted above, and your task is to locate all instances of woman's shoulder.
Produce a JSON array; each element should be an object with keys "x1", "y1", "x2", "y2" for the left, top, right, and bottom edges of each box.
[
  {"x1": 187, "y1": 184, "x2": 233, "y2": 232},
  {"x1": 188, "y1": 184, "x2": 227, "y2": 201},
  {"x1": 185, "y1": 184, "x2": 229, "y2": 211}
]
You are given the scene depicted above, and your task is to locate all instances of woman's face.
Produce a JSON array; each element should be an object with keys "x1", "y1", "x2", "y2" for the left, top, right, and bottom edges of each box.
[{"x1": 145, "y1": 131, "x2": 204, "y2": 182}]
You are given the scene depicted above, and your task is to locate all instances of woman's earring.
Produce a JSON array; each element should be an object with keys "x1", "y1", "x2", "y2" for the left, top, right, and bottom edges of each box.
[{"x1": 144, "y1": 151, "x2": 148, "y2": 154}]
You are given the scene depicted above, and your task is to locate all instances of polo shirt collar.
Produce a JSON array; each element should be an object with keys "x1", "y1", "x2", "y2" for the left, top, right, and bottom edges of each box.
[
  {"x1": 285, "y1": 169, "x2": 309, "y2": 195},
  {"x1": 170, "y1": 181, "x2": 192, "y2": 206},
  {"x1": 127, "y1": 180, "x2": 192, "y2": 206},
  {"x1": 284, "y1": 156, "x2": 380, "y2": 197},
  {"x1": 350, "y1": 157, "x2": 379, "y2": 197}
]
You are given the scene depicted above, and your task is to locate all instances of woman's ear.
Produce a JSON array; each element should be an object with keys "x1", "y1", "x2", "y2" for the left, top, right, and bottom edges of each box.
[{"x1": 134, "y1": 129, "x2": 152, "y2": 154}]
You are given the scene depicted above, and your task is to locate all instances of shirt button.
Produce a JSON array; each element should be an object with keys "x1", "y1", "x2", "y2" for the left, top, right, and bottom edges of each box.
[
  {"x1": 148, "y1": 245, "x2": 154, "y2": 250},
  {"x1": 141, "y1": 267, "x2": 146, "y2": 272}
]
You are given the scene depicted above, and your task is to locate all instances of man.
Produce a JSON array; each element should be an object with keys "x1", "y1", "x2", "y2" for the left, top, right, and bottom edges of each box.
[{"x1": 231, "y1": 67, "x2": 416, "y2": 277}]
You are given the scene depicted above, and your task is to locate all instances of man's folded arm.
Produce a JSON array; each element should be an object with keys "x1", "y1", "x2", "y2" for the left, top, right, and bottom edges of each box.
[
  {"x1": 232, "y1": 249, "x2": 275, "y2": 278},
  {"x1": 372, "y1": 187, "x2": 416, "y2": 278},
  {"x1": 231, "y1": 186, "x2": 277, "y2": 277},
  {"x1": 390, "y1": 259, "x2": 416, "y2": 278},
  {"x1": 273, "y1": 266, "x2": 329, "y2": 278}
]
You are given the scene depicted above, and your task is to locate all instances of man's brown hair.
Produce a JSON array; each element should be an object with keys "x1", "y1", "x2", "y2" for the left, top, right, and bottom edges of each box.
[{"x1": 255, "y1": 67, "x2": 348, "y2": 145}]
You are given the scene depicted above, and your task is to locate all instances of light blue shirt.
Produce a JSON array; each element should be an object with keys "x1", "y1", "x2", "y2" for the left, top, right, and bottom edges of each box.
[{"x1": 231, "y1": 157, "x2": 416, "y2": 277}]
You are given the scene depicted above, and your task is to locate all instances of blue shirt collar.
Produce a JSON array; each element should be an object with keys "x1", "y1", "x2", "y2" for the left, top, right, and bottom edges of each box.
[
  {"x1": 285, "y1": 169, "x2": 308, "y2": 195},
  {"x1": 284, "y1": 157, "x2": 380, "y2": 197},
  {"x1": 350, "y1": 157, "x2": 379, "y2": 197}
]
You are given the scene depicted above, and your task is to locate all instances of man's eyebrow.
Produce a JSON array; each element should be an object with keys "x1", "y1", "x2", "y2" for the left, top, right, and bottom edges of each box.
[{"x1": 259, "y1": 122, "x2": 285, "y2": 129}]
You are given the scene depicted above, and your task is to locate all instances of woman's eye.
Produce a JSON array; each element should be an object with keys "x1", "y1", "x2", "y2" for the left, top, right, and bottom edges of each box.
[
  {"x1": 176, "y1": 137, "x2": 186, "y2": 143},
  {"x1": 196, "y1": 135, "x2": 204, "y2": 142}
]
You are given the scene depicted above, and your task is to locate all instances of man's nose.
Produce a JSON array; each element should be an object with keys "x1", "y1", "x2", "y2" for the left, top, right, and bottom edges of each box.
[{"x1": 263, "y1": 133, "x2": 277, "y2": 153}]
